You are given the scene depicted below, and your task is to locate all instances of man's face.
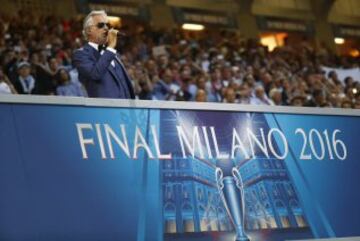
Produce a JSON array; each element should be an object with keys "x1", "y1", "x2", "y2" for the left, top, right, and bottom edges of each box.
[
  {"x1": 292, "y1": 98, "x2": 303, "y2": 107},
  {"x1": 88, "y1": 15, "x2": 109, "y2": 45},
  {"x1": 18, "y1": 66, "x2": 31, "y2": 78},
  {"x1": 197, "y1": 77, "x2": 206, "y2": 90},
  {"x1": 49, "y1": 58, "x2": 58, "y2": 72},
  {"x1": 262, "y1": 73, "x2": 272, "y2": 84},
  {"x1": 211, "y1": 69, "x2": 221, "y2": 81},
  {"x1": 159, "y1": 55, "x2": 168, "y2": 67},
  {"x1": 163, "y1": 70, "x2": 173, "y2": 84},
  {"x1": 60, "y1": 70, "x2": 69, "y2": 82},
  {"x1": 255, "y1": 87, "x2": 264, "y2": 98},
  {"x1": 239, "y1": 84, "x2": 250, "y2": 98},
  {"x1": 272, "y1": 92, "x2": 282, "y2": 104},
  {"x1": 195, "y1": 90, "x2": 207, "y2": 102},
  {"x1": 225, "y1": 88, "x2": 236, "y2": 103}
]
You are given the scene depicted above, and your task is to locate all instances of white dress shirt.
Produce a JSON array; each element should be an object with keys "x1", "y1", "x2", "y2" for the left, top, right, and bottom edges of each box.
[{"x1": 88, "y1": 42, "x2": 116, "y2": 67}]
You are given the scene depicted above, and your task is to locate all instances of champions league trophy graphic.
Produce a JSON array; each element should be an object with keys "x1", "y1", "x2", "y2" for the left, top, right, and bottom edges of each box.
[{"x1": 215, "y1": 165, "x2": 250, "y2": 241}]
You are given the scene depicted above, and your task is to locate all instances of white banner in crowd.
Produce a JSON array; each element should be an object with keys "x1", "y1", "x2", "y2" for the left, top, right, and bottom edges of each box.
[{"x1": 322, "y1": 66, "x2": 360, "y2": 83}]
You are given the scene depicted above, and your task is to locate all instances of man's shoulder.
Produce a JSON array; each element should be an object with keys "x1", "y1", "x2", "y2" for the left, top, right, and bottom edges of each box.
[
  {"x1": 73, "y1": 44, "x2": 93, "y2": 55},
  {"x1": 73, "y1": 44, "x2": 95, "y2": 61},
  {"x1": 74, "y1": 44, "x2": 90, "y2": 53}
]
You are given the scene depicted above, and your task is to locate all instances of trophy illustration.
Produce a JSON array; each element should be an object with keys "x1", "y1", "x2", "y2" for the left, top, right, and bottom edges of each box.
[{"x1": 215, "y1": 167, "x2": 250, "y2": 241}]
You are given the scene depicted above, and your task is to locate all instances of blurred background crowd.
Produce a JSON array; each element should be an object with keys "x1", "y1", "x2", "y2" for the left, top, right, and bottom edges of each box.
[{"x1": 0, "y1": 11, "x2": 359, "y2": 108}]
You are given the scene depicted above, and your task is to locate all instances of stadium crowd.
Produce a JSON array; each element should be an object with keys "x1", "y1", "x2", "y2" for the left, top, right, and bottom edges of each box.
[{"x1": 0, "y1": 12, "x2": 359, "y2": 108}]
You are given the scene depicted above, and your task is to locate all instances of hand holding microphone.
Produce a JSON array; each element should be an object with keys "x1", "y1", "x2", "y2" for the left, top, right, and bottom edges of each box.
[
  {"x1": 107, "y1": 29, "x2": 126, "y2": 49},
  {"x1": 107, "y1": 29, "x2": 119, "y2": 49}
]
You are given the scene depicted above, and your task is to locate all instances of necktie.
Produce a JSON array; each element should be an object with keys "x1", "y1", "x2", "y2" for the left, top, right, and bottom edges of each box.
[{"x1": 25, "y1": 77, "x2": 30, "y2": 91}]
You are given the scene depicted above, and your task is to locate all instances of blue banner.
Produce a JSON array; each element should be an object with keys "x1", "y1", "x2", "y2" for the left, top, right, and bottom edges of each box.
[{"x1": 0, "y1": 96, "x2": 359, "y2": 241}]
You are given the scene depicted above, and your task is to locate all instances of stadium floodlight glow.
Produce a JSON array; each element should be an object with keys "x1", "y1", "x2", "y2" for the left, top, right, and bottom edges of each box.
[
  {"x1": 182, "y1": 23, "x2": 205, "y2": 31},
  {"x1": 107, "y1": 16, "x2": 121, "y2": 27},
  {"x1": 334, "y1": 37, "x2": 345, "y2": 45},
  {"x1": 350, "y1": 49, "x2": 359, "y2": 57},
  {"x1": 107, "y1": 16, "x2": 121, "y2": 22}
]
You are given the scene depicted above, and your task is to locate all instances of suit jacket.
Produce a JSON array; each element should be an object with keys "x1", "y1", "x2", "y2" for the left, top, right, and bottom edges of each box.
[
  {"x1": 14, "y1": 75, "x2": 39, "y2": 95},
  {"x1": 72, "y1": 43, "x2": 135, "y2": 99}
]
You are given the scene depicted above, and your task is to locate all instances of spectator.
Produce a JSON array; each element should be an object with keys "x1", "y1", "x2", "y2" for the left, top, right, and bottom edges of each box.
[
  {"x1": 269, "y1": 88, "x2": 283, "y2": 106},
  {"x1": 195, "y1": 89, "x2": 207, "y2": 102},
  {"x1": 0, "y1": 12, "x2": 359, "y2": 109},
  {"x1": 153, "y1": 68, "x2": 180, "y2": 100},
  {"x1": 238, "y1": 83, "x2": 251, "y2": 104},
  {"x1": 13, "y1": 61, "x2": 38, "y2": 94},
  {"x1": 341, "y1": 98, "x2": 353, "y2": 109},
  {"x1": 223, "y1": 87, "x2": 237, "y2": 103},
  {"x1": 250, "y1": 85, "x2": 274, "y2": 105},
  {"x1": 134, "y1": 69, "x2": 153, "y2": 100},
  {"x1": 30, "y1": 52, "x2": 55, "y2": 95},
  {"x1": 353, "y1": 100, "x2": 360, "y2": 109},
  {"x1": 206, "y1": 68, "x2": 223, "y2": 102},
  {"x1": 290, "y1": 95, "x2": 306, "y2": 107},
  {"x1": 306, "y1": 89, "x2": 326, "y2": 107},
  {"x1": 0, "y1": 69, "x2": 17, "y2": 94},
  {"x1": 55, "y1": 68, "x2": 86, "y2": 97}
]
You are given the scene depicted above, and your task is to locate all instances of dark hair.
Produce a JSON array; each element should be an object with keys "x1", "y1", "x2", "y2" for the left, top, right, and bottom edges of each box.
[
  {"x1": 54, "y1": 68, "x2": 70, "y2": 84},
  {"x1": 328, "y1": 70, "x2": 336, "y2": 79},
  {"x1": 344, "y1": 76, "x2": 353, "y2": 85}
]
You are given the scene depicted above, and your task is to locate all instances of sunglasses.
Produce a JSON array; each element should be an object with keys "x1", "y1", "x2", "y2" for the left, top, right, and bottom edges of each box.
[{"x1": 96, "y1": 22, "x2": 111, "y2": 29}]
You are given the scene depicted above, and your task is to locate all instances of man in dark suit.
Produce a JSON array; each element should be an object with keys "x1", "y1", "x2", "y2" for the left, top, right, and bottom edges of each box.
[{"x1": 72, "y1": 10, "x2": 135, "y2": 99}]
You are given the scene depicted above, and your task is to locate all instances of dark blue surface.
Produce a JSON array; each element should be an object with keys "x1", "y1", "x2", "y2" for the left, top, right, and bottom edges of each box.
[
  {"x1": 268, "y1": 113, "x2": 360, "y2": 238},
  {"x1": 0, "y1": 104, "x2": 162, "y2": 241}
]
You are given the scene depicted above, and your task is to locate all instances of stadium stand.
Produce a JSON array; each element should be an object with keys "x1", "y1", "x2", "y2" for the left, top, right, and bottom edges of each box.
[{"x1": 0, "y1": 11, "x2": 359, "y2": 108}]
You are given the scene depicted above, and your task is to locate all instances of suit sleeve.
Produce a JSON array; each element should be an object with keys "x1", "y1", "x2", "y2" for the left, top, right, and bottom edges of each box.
[{"x1": 72, "y1": 49, "x2": 115, "y2": 83}]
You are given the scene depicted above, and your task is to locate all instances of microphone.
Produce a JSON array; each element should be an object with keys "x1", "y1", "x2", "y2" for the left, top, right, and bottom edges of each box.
[
  {"x1": 117, "y1": 31, "x2": 126, "y2": 37},
  {"x1": 107, "y1": 29, "x2": 127, "y2": 37}
]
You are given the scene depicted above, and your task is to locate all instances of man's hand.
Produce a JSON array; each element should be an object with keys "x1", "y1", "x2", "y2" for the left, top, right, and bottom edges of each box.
[{"x1": 107, "y1": 29, "x2": 119, "y2": 49}]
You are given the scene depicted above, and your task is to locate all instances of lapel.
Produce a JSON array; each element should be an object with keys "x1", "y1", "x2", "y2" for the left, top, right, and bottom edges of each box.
[
  {"x1": 114, "y1": 54, "x2": 135, "y2": 98},
  {"x1": 86, "y1": 43, "x2": 121, "y2": 86},
  {"x1": 114, "y1": 55, "x2": 127, "y2": 73},
  {"x1": 86, "y1": 43, "x2": 134, "y2": 97},
  {"x1": 113, "y1": 54, "x2": 131, "y2": 82},
  {"x1": 84, "y1": 43, "x2": 120, "y2": 85},
  {"x1": 107, "y1": 64, "x2": 121, "y2": 87}
]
